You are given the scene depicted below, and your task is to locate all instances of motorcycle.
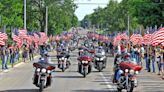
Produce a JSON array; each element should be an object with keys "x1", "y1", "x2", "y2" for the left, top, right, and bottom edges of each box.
[
  {"x1": 94, "y1": 48, "x2": 107, "y2": 72},
  {"x1": 78, "y1": 46, "x2": 85, "y2": 56},
  {"x1": 69, "y1": 40, "x2": 78, "y2": 51},
  {"x1": 33, "y1": 60, "x2": 55, "y2": 92},
  {"x1": 114, "y1": 55, "x2": 141, "y2": 92},
  {"x1": 57, "y1": 52, "x2": 70, "y2": 72},
  {"x1": 77, "y1": 51, "x2": 93, "y2": 77},
  {"x1": 116, "y1": 68, "x2": 138, "y2": 92}
]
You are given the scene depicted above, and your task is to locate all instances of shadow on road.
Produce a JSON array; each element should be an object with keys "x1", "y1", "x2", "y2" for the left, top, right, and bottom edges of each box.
[
  {"x1": 0, "y1": 89, "x2": 38, "y2": 92},
  {"x1": 55, "y1": 75, "x2": 83, "y2": 78},
  {"x1": 72, "y1": 89, "x2": 117, "y2": 92}
]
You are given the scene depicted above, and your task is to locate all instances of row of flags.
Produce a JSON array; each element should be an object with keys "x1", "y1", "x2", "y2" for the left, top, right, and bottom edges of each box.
[
  {"x1": 87, "y1": 32, "x2": 110, "y2": 43},
  {"x1": 0, "y1": 27, "x2": 48, "y2": 48},
  {"x1": 50, "y1": 32, "x2": 74, "y2": 42},
  {"x1": 113, "y1": 27, "x2": 164, "y2": 46}
]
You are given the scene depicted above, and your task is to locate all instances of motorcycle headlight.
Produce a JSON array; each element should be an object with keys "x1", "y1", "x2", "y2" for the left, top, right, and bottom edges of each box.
[
  {"x1": 135, "y1": 71, "x2": 139, "y2": 75},
  {"x1": 96, "y1": 58, "x2": 99, "y2": 60},
  {"x1": 41, "y1": 68, "x2": 46, "y2": 73},
  {"x1": 65, "y1": 58, "x2": 67, "y2": 60},
  {"x1": 62, "y1": 57, "x2": 65, "y2": 60},
  {"x1": 82, "y1": 61, "x2": 88, "y2": 64},
  {"x1": 130, "y1": 69, "x2": 135, "y2": 75},
  {"x1": 36, "y1": 68, "x2": 41, "y2": 72},
  {"x1": 80, "y1": 50, "x2": 83, "y2": 52},
  {"x1": 125, "y1": 69, "x2": 129, "y2": 73},
  {"x1": 59, "y1": 58, "x2": 62, "y2": 60},
  {"x1": 47, "y1": 70, "x2": 51, "y2": 74},
  {"x1": 41, "y1": 58, "x2": 44, "y2": 61},
  {"x1": 100, "y1": 57, "x2": 105, "y2": 61}
]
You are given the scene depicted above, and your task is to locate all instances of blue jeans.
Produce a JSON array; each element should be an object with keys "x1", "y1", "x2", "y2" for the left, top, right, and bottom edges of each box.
[
  {"x1": 152, "y1": 58, "x2": 155, "y2": 72},
  {"x1": 145, "y1": 56, "x2": 148, "y2": 70},
  {"x1": 14, "y1": 53, "x2": 19, "y2": 62},
  {"x1": 116, "y1": 69, "x2": 123, "y2": 81},
  {"x1": 10, "y1": 55, "x2": 14, "y2": 64},
  {"x1": 136, "y1": 54, "x2": 139, "y2": 64},
  {"x1": 2, "y1": 55, "x2": 9, "y2": 70}
]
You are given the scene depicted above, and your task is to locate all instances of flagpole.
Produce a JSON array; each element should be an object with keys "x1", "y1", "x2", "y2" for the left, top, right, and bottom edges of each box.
[{"x1": 24, "y1": 0, "x2": 26, "y2": 30}]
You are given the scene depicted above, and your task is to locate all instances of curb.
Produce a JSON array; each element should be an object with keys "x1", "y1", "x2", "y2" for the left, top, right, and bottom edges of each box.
[
  {"x1": 0, "y1": 55, "x2": 39, "y2": 73},
  {"x1": 0, "y1": 51, "x2": 56, "y2": 73}
]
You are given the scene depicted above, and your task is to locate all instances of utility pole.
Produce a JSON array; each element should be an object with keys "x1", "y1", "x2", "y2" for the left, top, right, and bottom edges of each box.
[
  {"x1": 24, "y1": 0, "x2": 26, "y2": 30},
  {"x1": 0, "y1": 16, "x2": 1, "y2": 26},
  {"x1": 128, "y1": 15, "x2": 130, "y2": 36},
  {"x1": 45, "y1": 6, "x2": 48, "y2": 35}
]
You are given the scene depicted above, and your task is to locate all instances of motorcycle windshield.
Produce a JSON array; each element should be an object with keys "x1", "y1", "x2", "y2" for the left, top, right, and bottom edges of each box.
[
  {"x1": 33, "y1": 62, "x2": 55, "y2": 70},
  {"x1": 124, "y1": 57, "x2": 138, "y2": 65},
  {"x1": 81, "y1": 51, "x2": 92, "y2": 57}
]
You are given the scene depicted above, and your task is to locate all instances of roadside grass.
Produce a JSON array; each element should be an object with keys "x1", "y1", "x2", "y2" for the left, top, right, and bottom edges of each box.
[{"x1": 0, "y1": 53, "x2": 39, "y2": 68}]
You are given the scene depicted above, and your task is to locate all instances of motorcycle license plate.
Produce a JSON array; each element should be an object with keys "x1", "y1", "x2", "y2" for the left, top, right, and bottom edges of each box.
[{"x1": 41, "y1": 76, "x2": 45, "y2": 80}]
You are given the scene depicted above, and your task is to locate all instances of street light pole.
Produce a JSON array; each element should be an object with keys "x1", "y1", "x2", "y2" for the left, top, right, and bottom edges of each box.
[
  {"x1": 24, "y1": 0, "x2": 26, "y2": 30},
  {"x1": 45, "y1": 6, "x2": 48, "y2": 35}
]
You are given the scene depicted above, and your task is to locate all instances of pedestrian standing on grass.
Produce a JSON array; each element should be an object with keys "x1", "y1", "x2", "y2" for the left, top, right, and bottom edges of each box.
[
  {"x1": 9, "y1": 46, "x2": 15, "y2": 67},
  {"x1": 22, "y1": 45, "x2": 28, "y2": 62},
  {"x1": 156, "y1": 47, "x2": 162, "y2": 75},
  {"x1": 151, "y1": 46, "x2": 156, "y2": 73},
  {"x1": 14, "y1": 47, "x2": 19, "y2": 63},
  {"x1": 1, "y1": 45, "x2": 9, "y2": 71},
  {"x1": 147, "y1": 47, "x2": 151, "y2": 72},
  {"x1": 144, "y1": 45, "x2": 148, "y2": 70},
  {"x1": 29, "y1": 45, "x2": 34, "y2": 61},
  {"x1": 140, "y1": 45, "x2": 145, "y2": 66},
  {"x1": 161, "y1": 46, "x2": 164, "y2": 79},
  {"x1": 16, "y1": 47, "x2": 20, "y2": 61}
]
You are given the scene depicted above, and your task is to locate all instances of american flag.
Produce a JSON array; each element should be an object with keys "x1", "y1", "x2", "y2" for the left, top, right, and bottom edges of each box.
[
  {"x1": 143, "y1": 34, "x2": 152, "y2": 45},
  {"x1": 0, "y1": 32, "x2": 8, "y2": 40},
  {"x1": 120, "y1": 33, "x2": 129, "y2": 40},
  {"x1": 18, "y1": 29, "x2": 28, "y2": 39},
  {"x1": 151, "y1": 27, "x2": 164, "y2": 46},
  {"x1": 0, "y1": 26, "x2": 8, "y2": 46},
  {"x1": 130, "y1": 34, "x2": 143, "y2": 45},
  {"x1": 33, "y1": 33, "x2": 40, "y2": 48},
  {"x1": 113, "y1": 33, "x2": 122, "y2": 46},
  {"x1": 12, "y1": 28, "x2": 21, "y2": 43},
  {"x1": 39, "y1": 32, "x2": 48, "y2": 44}
]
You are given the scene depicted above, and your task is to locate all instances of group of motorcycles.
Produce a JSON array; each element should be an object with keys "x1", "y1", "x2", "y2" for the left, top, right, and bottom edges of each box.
[
  {"x1": 31, "y1": 34, "x2": 141, "y2": 92},
  {"x1": 77, "y1": 38, "x2": 108, "y2": 77}
]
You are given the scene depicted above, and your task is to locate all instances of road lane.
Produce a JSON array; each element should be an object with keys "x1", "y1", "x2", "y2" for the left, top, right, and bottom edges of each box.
[{"x1": 0, "y1": 49, "x2": 164, "y2": 92}]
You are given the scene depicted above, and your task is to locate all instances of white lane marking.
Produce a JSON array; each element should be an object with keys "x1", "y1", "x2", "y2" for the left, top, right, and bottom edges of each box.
[{"x1": 100, "y1": 72, "x2": 115, "y2": 90}]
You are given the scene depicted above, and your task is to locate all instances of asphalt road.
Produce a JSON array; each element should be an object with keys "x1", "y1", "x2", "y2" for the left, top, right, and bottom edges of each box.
[
  {"x1": 0, "y1": 29, "x2": 164, "y2": 92},
  {"x1": 0, "y1": 49, "x2": 164, "y2": 92}
]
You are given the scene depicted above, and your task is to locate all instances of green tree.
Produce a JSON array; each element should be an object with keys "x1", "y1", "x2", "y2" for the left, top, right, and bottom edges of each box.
[
  {"x1": 27, "y1": 0, "x2": 78, "y2": 35},
  {"x1": 0, "y1": 0, "x2": 23, "y2": 28}
]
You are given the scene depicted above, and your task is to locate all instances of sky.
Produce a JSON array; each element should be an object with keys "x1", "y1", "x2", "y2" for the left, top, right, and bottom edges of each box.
[{"x1": 74, "y1": 0, "x2": 121, "y2": 21}]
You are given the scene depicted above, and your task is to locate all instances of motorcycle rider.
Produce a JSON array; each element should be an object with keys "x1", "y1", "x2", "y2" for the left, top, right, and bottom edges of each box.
[
  {"x1": 113, "y1": 53, "x2": 132, "y2": 83},
  {"x1": 95, "y1": 46, "x2": 107, "y2": 67},
  {"x1": 33, "y1": 51, "x2": 54, "y2": 86},
  {"x1": 113, "y1": 53, "x2": 122, "y2": 83},
  {"x1": 78, "y1": 50, "x2": 92, "y2": 74}
]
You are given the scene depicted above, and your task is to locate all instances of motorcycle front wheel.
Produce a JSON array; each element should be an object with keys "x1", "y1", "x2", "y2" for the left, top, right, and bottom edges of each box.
[
  {"x1": 117, "y1": 88, "x2": 122, "y2": 92},
  {"x1": 127, "y1": 81, "x2": 134, "y2": 92},
  {"x1": 98, "y1": 62, "x2": 103, "y2": 72},
  {"x1": 62, "y1": 64, "x2": 65, "y2": 72},
  {"x1": 83, "y1": 67, "x2": 87, "y2": 78},
  {"x1": 39, "y1": 80, "x2": 44, "y2": 92}
]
